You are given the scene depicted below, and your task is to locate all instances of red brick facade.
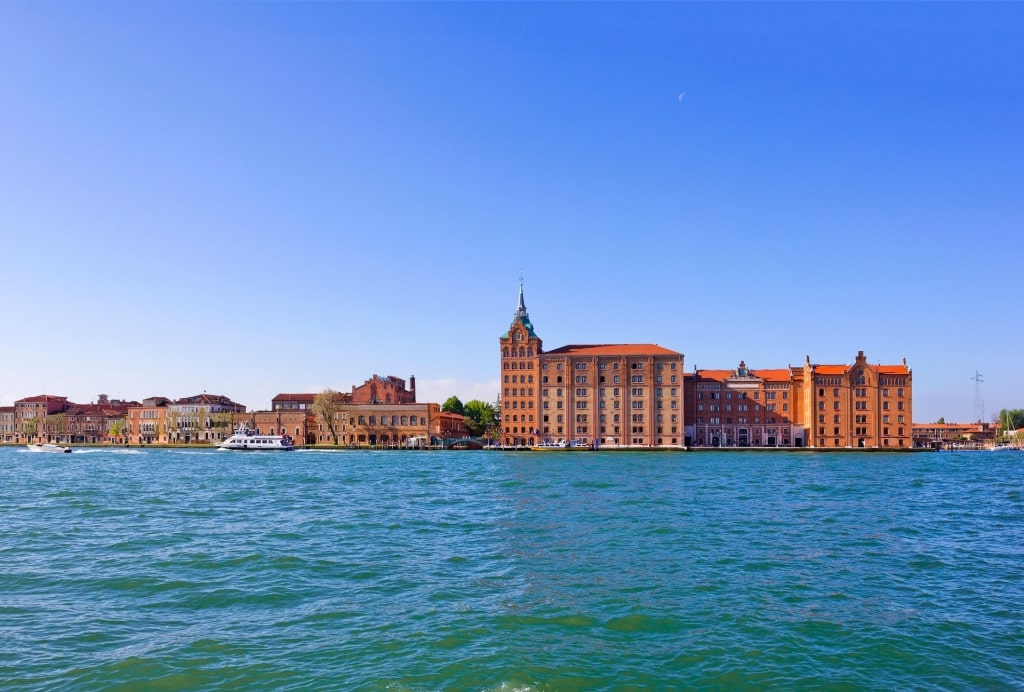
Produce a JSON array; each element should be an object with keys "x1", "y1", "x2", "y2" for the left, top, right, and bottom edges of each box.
[{"x1": 500, "y1": 284, "x2": 685, "y2": 448}]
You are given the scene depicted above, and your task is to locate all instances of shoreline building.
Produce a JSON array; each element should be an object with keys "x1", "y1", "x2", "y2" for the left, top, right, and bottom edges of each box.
[
  {"x1": 684, "y1": 352, "x2": 913, "y2": 449},
  {"x1": 500, "y1": 283, "x2": 686, "y2": 448},
  {"x1": 685, "y1": 362, "x2": 801, "y2": 448},
  {"x1": 274, "y1": 375, "x2": 463, "y2": 447}
]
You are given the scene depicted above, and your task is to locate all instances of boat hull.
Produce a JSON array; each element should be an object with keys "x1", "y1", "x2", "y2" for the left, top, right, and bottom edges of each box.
[{"x1": 27, "y1": 444, "x2": 72, "y2": 453}]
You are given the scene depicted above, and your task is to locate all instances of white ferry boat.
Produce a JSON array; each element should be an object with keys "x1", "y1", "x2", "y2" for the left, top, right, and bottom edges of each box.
[{"x1": 218, "y1": 424, "x2": 295, "y2": 451}]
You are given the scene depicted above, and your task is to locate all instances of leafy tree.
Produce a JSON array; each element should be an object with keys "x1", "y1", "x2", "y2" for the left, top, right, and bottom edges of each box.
[
  {"x1": 212, "y1": 411, "x2": 236, "y2": 441},
  {"x1": 442, "y1": 396, "x2": 465, "y2": 416},
  {"x1": 462, "y1": 400, "x2": 499, "y2": 437},
  {"x1": 997, "y1": 408, "x2": 1024, "y2": 433},
  {"x1": 109, "y1": 419, "x2": 125, "y2": 443},
  {"x1": 936, "y1": 417, "x2": 945, "y2": 424},
  {"x1": 314, "y1": 389, "x2": 342, "y2": 444},
  {"x1": 23, "y1": 415, "x2": 39, "y2": 440}
]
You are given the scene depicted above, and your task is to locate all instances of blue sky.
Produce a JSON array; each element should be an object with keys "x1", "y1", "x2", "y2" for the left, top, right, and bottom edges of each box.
[{"x1": 1, "y1": 2, "x2": 1021, "y2": 423}]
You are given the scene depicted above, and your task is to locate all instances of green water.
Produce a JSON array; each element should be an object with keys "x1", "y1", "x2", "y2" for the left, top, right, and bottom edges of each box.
[{"x1": 1, "y1": 447, "x2": 1021, "y2": 690}]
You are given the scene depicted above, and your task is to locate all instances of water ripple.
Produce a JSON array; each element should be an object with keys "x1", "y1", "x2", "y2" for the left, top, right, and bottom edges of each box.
[{"x1": 1, "y1": 448, "x2": 1022, "y2": 689}]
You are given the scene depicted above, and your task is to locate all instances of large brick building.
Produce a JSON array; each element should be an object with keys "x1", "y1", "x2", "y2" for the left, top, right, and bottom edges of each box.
[
  {"x1": 500, "y1": 284, "x2": 686, "y2": 448},
  {"x1": 684, "y1": 352, "x2": 913, "y2": 449},
  {"x1": 273, "y1": 376, "x2": 460, "y2": 447},
  {"x1": 686, "y1": 362, "x2": 801, "y2": 448}
]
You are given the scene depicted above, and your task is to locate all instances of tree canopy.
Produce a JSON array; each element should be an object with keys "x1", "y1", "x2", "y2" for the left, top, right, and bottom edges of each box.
[
  {"x1": 313, "y1": 388, "x2": 342, "y2": 444},
  {"x1": 997, "y1": 408, "x2": 1024, "y2": 431},
  {"x1": 442, "y1": 396, "x2": 465, "y2": 416},
  {"x1": 462, "y1": 400, "x2": 500, "y2": 438}
]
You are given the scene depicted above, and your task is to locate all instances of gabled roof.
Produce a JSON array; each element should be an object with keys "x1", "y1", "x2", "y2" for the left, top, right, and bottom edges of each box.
[
  {"x1": 15, "y1": 394, "x2": 68, "y2": 404},
  {"x1": 544, "y1": 344, "x2": 681, "y2": 357},
  {"x1": 273, "y1": 393, "x2": 317, "y2": 402}
]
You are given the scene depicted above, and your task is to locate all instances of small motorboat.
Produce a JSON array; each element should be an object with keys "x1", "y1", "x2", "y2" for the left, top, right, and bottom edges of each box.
[{"x1": 27, "y1": 443, "x2": 72, "y2": 453}]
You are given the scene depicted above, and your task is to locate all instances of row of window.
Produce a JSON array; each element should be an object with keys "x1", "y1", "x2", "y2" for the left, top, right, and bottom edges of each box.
[
  {"x1": 539, "y1": 388, "x2": 681, "y2": 399},
  {"x1": 541, "y1": 361, "x2": 679, "y2": 371},
  {"x1": 541, "y1": 413, "x2": 680, "y2": 423},
  {"x1": 819, "y1": 387, "x2": 906, "y2": 398},
  {"x1": 328, "y1": 415, "x2": 421, "y2": 426},
  {"x1": 818, "y1": 414, "x2": 907, "y2": 424},
  {"x1": 819, "y1": 427, "x2": 905, "y2": 437}
]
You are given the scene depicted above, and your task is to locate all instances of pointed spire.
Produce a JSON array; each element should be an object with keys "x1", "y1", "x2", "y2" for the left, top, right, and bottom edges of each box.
[{"x1": 515, "y1": 275, "x2": 528, "y2": 320}]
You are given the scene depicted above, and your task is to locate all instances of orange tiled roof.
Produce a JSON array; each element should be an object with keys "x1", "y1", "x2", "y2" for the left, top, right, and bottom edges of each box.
[
  {"x1": 877, "y1": 365, "x2": 910, "y2": 374},
  {"x1": 753, "y1": 369, "x2": 791, "y2": 382},
  {"x1": 695, "y1": 370, "x2": 733, "y2": 382},
  {"x1": 696, "y1": 369, "x2": 791, "y2": 383},
  {"x1": 814, "y1": 365, "x2": 849, "y2": 375},
  {"x1": 545, "y1": 344, "x2": 681, "y2": 357}
]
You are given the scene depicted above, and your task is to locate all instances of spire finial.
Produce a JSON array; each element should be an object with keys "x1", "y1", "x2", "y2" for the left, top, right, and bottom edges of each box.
[{"x1": 515, "y1": 275, "x2": 528, "y2": 319}]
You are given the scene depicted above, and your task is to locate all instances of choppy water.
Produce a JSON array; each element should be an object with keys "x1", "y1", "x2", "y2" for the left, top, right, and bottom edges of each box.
[{"x1": 1, "y1": 447, "x2": 1022, "y2": 690}]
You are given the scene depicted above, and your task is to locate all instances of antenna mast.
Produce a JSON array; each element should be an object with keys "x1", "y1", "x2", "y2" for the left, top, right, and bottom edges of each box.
[{"x1": 972, "y1": 370, "x2": 985, "y2": 423}]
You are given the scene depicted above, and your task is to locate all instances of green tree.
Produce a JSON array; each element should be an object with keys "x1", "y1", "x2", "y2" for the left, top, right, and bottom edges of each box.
[
  {"x1": 23, "y1": 415, "x2": 39, "y2": 441},
  {"x1": 997, "y1": 409, "x2": 1024, "y2": 433},
  {"x1": 442, "y1": 396, "x2": 465, "y2": 416},
  {"x1": 109, "y1": 419, "x2": 125, "y2": 443},
  {"x1": 166, "y1": 410, "x2": 180, "y2": 443},
  {"x1": 462, "y1": 400, "x2": 499, "y2": 437},
  {"x1": 314, "y1": 389, "x2": 342, "y2": 444},
  {"x1": 212, "y1": 410, "x2": 236, "y2": 435},
  {"x1": 936, "y1": 417, "x2": 945, "y2": 424}
]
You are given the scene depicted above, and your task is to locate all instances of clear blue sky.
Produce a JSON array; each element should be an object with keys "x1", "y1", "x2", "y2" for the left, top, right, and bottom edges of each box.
[{"x1": 1, "y1": 2, "x2": 1021, "y2": 423}]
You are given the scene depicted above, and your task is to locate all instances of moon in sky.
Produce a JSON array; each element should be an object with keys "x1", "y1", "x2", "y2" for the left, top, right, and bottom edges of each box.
[{"x1": 678, "y1": 92, "x2": 685, "y2": 101}]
